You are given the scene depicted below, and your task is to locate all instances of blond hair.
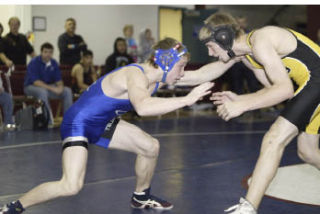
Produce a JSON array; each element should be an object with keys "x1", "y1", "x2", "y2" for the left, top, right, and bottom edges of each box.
[
  {"x1": 123, "y1": 24, "x2": 133, "y2": 34},
  {"x1": 199, "y1": 12, "x2": 243, "y2": 42},
  {"x1": 8, "y1": 17, "x2": 20, "y2": 26}
]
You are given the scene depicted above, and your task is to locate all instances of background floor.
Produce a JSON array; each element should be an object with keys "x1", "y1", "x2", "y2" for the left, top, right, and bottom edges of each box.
[{"x1": 0, "y1": 112, "x2": 319, "y2": 214}]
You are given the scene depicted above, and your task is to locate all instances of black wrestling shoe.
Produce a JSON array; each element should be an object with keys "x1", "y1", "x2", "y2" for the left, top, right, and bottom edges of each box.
[
  {"x1": 131, "y1": 187, "x2": 173, "y2": 210},
  {"x1": 0, "y1": 201, "x2": 25, "y2": 214}
]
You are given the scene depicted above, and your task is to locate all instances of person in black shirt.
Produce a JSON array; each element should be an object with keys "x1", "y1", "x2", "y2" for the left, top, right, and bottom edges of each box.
[
  {"x1": 104, "y1": 37, "x2": 133, "y2": 75},
  {"x1": 0, "y1": 22, "x2": 7, "y2": 66},
  {"x1": 58, "y1": 18, "x2": 87, "y2": 66},
  {"x1": 0, "y1": 17, "x2": 35, "y2": 66}
]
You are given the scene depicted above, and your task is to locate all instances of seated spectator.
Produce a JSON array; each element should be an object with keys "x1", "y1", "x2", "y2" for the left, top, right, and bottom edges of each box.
[
  {"x1": 24, "y1": 42, "x2": 73, "y2": 126},
  {"x1": 123, "y1": 24, "x2": 138, "y2": 62},
  {"x1": 0, "y1": 17, "x2": 35, "y2": 66},
  {"x1": 0, "y1": 76, "x2": 15, "y2": 131},
  {"x1": 71, "y1": 49, "x2": 97, "y2": 94},
  {"x1": 138, "y1": 28, "x2": 155, "y2": 63},
  {"x1": 104, "y1": 37, "x2": 133, "y2": 75},
  {"x1": 58, "y1": 18, "x2": 87, "y2": 66}
]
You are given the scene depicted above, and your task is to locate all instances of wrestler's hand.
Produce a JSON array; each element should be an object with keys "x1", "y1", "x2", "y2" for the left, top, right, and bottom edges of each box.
[
  {"x1": 210, "y1": 91, "x2": 239, "y2": 105},
  {"x1": 186, "y1": 82, "x2": 214, "y2": 106},
  {"x1": 216, "y1": 101, "x2": 246, "y2": 121}
]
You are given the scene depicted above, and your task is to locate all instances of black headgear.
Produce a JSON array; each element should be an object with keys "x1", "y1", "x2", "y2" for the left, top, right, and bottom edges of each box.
[{"x1": 202, "y1": 25, "x2": 236, "y2": 58}]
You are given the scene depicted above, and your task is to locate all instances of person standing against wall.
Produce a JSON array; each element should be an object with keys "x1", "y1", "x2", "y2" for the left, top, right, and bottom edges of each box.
[
  {"x1": 58, "y1": 18, "x2": 87, "y2": 66},
  {"x1": 0, "y1": 17, "x2": 35, "y2": 66}
]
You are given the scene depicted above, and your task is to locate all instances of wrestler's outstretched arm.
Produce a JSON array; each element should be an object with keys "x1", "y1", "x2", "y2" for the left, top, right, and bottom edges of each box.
[
  {"x1": 127, "y1": 70, "x2": 214, "y2": 116},
  {"x1": 175, "y1": 58, "x2": 238, "y2": 86}
]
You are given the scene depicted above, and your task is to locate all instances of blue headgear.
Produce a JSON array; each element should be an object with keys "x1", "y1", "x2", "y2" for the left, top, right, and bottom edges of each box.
[{"x1": 154, "y1": 43, "x2": 188, "y2": 83}]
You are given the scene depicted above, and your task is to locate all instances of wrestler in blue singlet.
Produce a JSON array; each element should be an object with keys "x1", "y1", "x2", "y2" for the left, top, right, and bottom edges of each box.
[{"x1": 60, "y1": 64, "x2": 159, "y2": 149}]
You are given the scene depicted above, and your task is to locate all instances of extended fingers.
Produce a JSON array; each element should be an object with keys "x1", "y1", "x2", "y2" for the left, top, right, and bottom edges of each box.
[
  {"x1": 201, "y1": 82, "x2": 214, "y2": 91},
  {"x1": 217, "y1": 104, "x2": 230, "y2": 121}
]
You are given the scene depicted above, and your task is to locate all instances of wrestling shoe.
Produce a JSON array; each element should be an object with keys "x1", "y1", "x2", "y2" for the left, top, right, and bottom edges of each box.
[
  {"x1": 0, "y1": 201, "x2": 25, "y2": 214},
  {"x1": 131, "y1": 187, "x2": 173, "y2": 210},
  {"x1": 224, "y1": 197, "x2": 257, "y2": 214}
]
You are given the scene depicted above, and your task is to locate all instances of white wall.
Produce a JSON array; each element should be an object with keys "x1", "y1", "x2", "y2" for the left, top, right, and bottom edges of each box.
[
  {"x1": 0, "y1": 5, "x2": 32, "y2": 35},
  {"x1": 32, "y1": 5, "x2": 159, "y2": 65}
]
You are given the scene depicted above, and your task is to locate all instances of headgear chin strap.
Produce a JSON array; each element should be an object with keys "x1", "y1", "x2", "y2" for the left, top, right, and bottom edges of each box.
[
  {"x1": 154, "y1": 43, "x2": 188, "y2": 83},
  {"x1": 202, "y1": 25, "x2": 236, "y2": 58}
]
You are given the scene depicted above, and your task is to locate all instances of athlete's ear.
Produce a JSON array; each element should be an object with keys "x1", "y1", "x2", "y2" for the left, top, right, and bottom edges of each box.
[{"x1": 215, "y1": 27, "x2": 234, "y2": 48}]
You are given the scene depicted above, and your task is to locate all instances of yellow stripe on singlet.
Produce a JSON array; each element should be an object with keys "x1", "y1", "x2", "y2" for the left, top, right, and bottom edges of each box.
[
  {"x1": 306, "y1": 105, "x2": 320, "y2": 135},
  {"x1": 245, "y1": 29, "x2": 320, "y2": 134},
  {"x1": 288, "y1": 29, "x2": 320, "y2": 57},
  {"x1": 245, "y1": 31, "x2": 264, "y2": 69},
  {"x1": 245, "y1": 29, "x2": 320, "y2": 69},
  {"x1": 281, "y1": 57, "x2": 310, "y2": 95},
  {"x1": 245, "y1": 29, "x2": 312, "y2": 95}
]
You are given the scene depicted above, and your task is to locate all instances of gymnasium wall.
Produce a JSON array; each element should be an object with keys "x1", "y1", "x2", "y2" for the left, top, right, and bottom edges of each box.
[
  {"x1": 0, "y1": 5, "x2": 32, "y2": 35},
  {"x1": 31, "y1": 5, "x2": 159, "y2": 65}
]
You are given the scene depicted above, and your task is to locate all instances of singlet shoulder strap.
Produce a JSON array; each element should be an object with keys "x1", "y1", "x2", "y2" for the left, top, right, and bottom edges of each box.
[
  {"x1": 245, "y1": 30, "x2": 264, "y2": 69},
  {"x1": 151, "y1": 82, "x2": 160, "y2": 96},
  {"x1": 128, "y1": 64, "x2": 145, "y2": 73},
  {"x1": 113, "y1": 63, "x2": 159, "y2": 95},
  {"x1": 128, "y1": 64, "x2": 159, "y2": 96},
  {"x1": 246, "y1": 30, "x2": 255, "y2": 48}
]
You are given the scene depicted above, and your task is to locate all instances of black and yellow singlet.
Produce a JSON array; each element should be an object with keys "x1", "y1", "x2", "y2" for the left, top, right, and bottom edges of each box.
[{"x1": 246, "y1": 29, "x2": 320, "y2": 134}]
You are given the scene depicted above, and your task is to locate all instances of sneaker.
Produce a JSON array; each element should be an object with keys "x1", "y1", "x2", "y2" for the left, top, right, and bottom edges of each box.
[
  {"x1": 131, "y1": 187, "x2": 173, "y2": 210},
  {"x1": 224, "y1": 197, "x2": 257, "y2": 214},
  {"x1": 4, "y1": 124, "x2": 16, "y2": 131},
  {"x1": 0, "y1": 201, "x2": 24, "y2": 214}
]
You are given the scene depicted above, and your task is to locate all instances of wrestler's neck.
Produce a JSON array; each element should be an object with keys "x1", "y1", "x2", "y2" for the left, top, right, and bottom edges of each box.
[
  {"x1": 139, "y1": 63, "x2": 164, "y2": 85},
  {"x1": 232, "y1": 34, "x2": 253, "y2": 57}
]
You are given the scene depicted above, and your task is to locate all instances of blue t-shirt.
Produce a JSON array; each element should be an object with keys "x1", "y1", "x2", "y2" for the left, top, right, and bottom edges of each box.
[{"x1": 24, "y1": 56, "x2": 62, "y2": 87}]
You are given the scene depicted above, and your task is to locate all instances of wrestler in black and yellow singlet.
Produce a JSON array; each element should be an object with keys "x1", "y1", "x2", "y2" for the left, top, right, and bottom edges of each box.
[{"x1": 246, "y1": 29, "x2": 320, "y2": 134}]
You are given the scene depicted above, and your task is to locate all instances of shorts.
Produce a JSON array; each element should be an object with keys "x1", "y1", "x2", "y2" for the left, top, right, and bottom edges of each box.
[
  {"x1": 280, "y1": 78, "x2": 320, "y2": 134},
  {"x1": 61, "y1": 117, "x2": 120, "y2": 150}
]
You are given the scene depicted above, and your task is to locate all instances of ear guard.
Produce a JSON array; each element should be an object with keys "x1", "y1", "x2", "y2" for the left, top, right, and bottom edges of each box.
[
  {"x1": 154, "y1": 43, "x2": 188, "y2": 82},
  {"x1": 202, "y1": 25, "x2": 236, "y2": 58}
]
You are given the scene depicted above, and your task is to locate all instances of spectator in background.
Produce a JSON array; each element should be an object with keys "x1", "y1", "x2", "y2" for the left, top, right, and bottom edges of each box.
[
  {"x1": 104, "y1": 37, "x2": 133, "y2": 75},
  {"x1": 71, "y1": 49, "x2": 97, "y2": 94},
  {"x1": 24, "y1": 42, "x2": 73, "y2": 126},
  {"x1": 0, "y1": 22, "x2": 10, "y2": 66},
  {"x1": 0, "y1": 17, "x2": 35, "y2": 66},
  {"x1": 0, "y1": 76, "x2": 15, "y2": 131},
  {"x1": 138, "y1": 28, "x2": 155, "y2": 63},
  {"x1": 123, "y1": 24, "x2": 138, "y2": 62},
  {"x1": 58, "y1": 18, "x2": 87, "y2": 66}
]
